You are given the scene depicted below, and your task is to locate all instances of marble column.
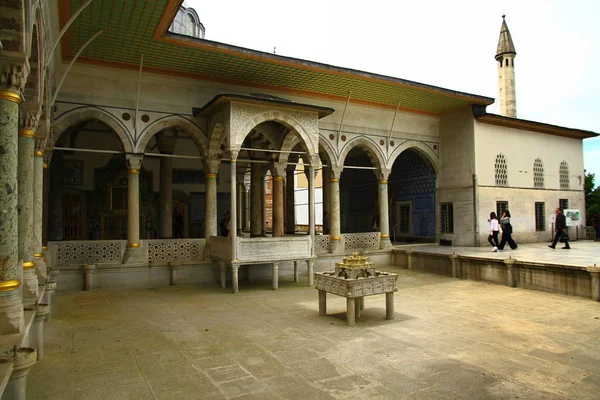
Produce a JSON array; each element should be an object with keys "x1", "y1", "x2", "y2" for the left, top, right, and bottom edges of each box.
[
  {"x1": 242, "y1": 184, "x2": 250, "y2": 233},
  {"x1": 123, "y1": 154, "x2": 145, "y2": 263},
  {"x1": 48, "y1": 151, "x2": 63, "y2": 241},
  {"x1": 157, "y1": 134, "x2": 176, "y2": 239},
  {"x1": 250, "y1": 163, "x2": 263, "y2": 237},
  {"x1": 230, "y1": 153, "x2": 238, "y2": 262},
  {"x1": 285, "y1": 168, "x2": 296, "y2": 234},
  {"x1": 42, "y1": 158, "x2": 50, "y2": 249},
  {"x1": 272, "y1": 176, "x2": 284, "y2": 237},
  {"x1": 204, "y1": 159, "x2": 219, "y2": 239},
  {"x1": 329, "y1": 168, "x2": 343, "y2": 254},
  {"x1": 378, "y1": 171, "x2": 392, "y2": 249},
  {"x1": 33, "y1": 146, "x2": 46, "y2": 281},
  {"x1": 308, "y1": 163, "x2": 316, "y2": 256},
  {"x1": 18, "y1": 126, "x2": 38, "y2": 301},
  {"x1": 322, "y1": 166, "x2": 330, "y2": 225},
  {"x1": 158, "y1": 156, "x2": 173, "y2": 238},
  {"x1": 236, "y1": 182, "x2": 243, "y2": 235},
  {"x1": 0, "y1": 89, "x2": 25, "y2": 334}
]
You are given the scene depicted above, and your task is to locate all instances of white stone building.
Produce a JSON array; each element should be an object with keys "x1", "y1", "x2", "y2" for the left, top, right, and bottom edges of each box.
[{"x1": 0, "y1": 2, "x2": 596, "y2": 295}]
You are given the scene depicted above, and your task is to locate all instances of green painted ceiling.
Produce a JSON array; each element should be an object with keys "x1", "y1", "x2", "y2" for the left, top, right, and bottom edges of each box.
[{"x1": 66, "y1": 0, "x2": 494, "y2": 114}]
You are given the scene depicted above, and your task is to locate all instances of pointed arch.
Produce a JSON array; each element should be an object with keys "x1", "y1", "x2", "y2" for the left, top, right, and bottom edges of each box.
[
  {"x1": 136, "y1": 115, "x2": 208, "y2": 156},
  {"x1": 233, "y1": 110, "x2": 318, "y2": 157},
  {"x1": 338, "y1": 137, "x2": 385, "y2": 171},
  {"x1": 387, "y1": 140, "x2": 439, "y2": 174},
  {"x1": 318, "y1": 137, "x2": 339, "y2": 171},
  {"x1": 206, "y1": 112, "x2": 227, "y2": 159},
  {"x1": 52, "y1": 106, "x2": 134, "y2": 152}
]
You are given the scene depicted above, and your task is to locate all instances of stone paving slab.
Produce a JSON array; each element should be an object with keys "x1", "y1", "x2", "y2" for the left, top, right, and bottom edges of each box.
[{"x1": 28, "y1": 266, "x2": 600, "y2": 399}]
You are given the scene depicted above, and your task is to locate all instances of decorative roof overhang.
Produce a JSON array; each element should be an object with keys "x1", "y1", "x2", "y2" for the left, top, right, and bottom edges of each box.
[
  {"x1": 473, "y1": 106, "x2": 598, "y2": 140},
  {"x1": 194, "y1": 94, "x2": 335, "y2": 119},
  {"x1": 59, "y1": 0, "x2": 494, "y2": 116}
]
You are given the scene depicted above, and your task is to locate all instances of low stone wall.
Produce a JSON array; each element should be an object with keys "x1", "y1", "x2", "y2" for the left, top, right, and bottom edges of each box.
[{"x1": 393, "y1": 249, "x2": 600, "y2": 301}]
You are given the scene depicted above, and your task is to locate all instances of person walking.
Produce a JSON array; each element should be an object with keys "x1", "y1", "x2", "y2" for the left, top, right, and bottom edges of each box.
[
  {"x1": 549, "y1": 207, "x2": 570, "y2": 249},
  {"x1": 487, "y1": 212, "x2": 500, "y2": 251},
  {"x1": 594, "y1": 213, "x2": 600, "y2": 242},
  {"x1": 498, "y1": 209, "x2": 518, "y2": 250}
]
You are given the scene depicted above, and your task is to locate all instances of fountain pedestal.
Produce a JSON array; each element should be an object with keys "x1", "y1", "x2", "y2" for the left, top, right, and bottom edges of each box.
[{"x1": 314, "y1": 252, "x2": 398, "y2": 326}]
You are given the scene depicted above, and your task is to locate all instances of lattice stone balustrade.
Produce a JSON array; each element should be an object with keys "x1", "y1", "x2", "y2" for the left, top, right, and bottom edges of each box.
[
  {"x1": 50, "y1": 241, "x2": 125, "y2": 265},
  {"x1": 147, "y1": 239, "x2": 205, "y2": 262},
  {"x1": 315, "y1": 235, "x2": 330, "y2": 254},
  {"x1": 343, "y1": 232, "x2": 381, "y2": 251}
]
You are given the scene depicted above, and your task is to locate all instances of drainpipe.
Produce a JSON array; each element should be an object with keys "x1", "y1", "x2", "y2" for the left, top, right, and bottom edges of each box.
[{"x1": 473, "y1": 173, "x2": 479, "y2": 247}]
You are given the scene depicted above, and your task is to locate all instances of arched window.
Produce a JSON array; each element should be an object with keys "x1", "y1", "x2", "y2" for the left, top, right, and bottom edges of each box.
[
  {"x1": 184, "y1": 14, "x2": 196, "y2": 37},
  {"x1": 495, "y1": 154, "x2": 508, "y2": 186},
  {"x1": 533, "y1": 158, "x2": 544, "y2": 188},
  {"x1": 559, "y1": 161, "x2": 569, "y2": 190}
]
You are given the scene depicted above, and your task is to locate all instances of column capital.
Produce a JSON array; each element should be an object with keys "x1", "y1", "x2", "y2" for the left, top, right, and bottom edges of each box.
[
  {"x1": 271, "y1": 162, "x2": 286, "y2": 178},
  {"x1": 125, "y1": 153, "x2": 144, "y2": 170},
  {"x1": 330, "y1": 167, "x2": 343, "y2": 180},
  {"x1": 19, "y1": 102, "x2": 41, "y2": 133},
  {"x1": 204, "y1": 157, "x2": 221, "y2": 174},
  {"x1": 35, "y1": 136, "x2": 48, "y2": 155},
  {"x1": 0, "y1": 50, "x2": 29, "y2": 98},
  {"x1": 376, "y1": 169, "x2": 391, "y2": 181},
  {"x1": 43, "y1": 150, "x2": 53, "y2": 168}
]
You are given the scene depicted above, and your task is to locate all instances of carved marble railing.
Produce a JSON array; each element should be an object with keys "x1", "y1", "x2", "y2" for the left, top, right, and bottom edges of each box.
[
  {"x1": 209, "y1": 236, "x2": 312, "y2": 263},
  {"x1": 343, "y1": 232, "x2": 381, "y2": 251},
  {"x1": 315, "y1": 235, "x2": 330, "y2": 254},
  {"x1": 48, "y1": 240, "x2": 126, "y2": 265},
  {"x1": 146, "y1": 239, "x2": 205, "y2": 262}
]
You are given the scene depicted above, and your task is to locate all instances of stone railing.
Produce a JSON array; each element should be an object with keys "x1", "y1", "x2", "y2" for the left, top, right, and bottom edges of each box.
[
  {"x1": 146, "y1": 239, "x2": 205, "y2": 262},
  {"x1": 343, "y1": 232, "x2": 381, "y2": 251},
  {"x1": 315, "y1": 235, "x2": 330, "y2": 254},
  {"x1": 48, "y1": 240, "x2": 126, "y2": 265}
]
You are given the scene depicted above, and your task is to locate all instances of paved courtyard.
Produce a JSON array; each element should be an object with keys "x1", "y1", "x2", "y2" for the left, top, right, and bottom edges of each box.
[{"x1": 28, "y1": 266, "x2": 600, "y2": 399}]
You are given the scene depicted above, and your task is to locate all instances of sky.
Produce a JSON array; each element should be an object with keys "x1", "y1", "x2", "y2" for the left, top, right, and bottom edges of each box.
[{"x1": 188, "y1": 0, "x2": 600, "y2": 181}]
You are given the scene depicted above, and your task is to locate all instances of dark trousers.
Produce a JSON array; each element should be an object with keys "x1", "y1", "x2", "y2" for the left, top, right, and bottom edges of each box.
[
  {"x1": 498, "y1": 232, "x2": 517, "y2": 250},
  {"x1": 487, "y1": 231, "x2": 499, "y2": 247},
  {"x1": 550, "y1": 230, "x2": 570, "y2": 248}
]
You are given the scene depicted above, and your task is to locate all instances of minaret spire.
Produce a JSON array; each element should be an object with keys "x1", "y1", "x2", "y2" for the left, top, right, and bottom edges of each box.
[{"x1": 495, "y1": 15, "x2": 517, "y2": 118}]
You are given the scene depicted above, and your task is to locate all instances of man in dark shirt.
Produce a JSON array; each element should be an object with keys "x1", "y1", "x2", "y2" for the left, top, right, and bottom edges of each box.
[{"x1": 549, "y1": 208, "x2": 570, "y2": 249}]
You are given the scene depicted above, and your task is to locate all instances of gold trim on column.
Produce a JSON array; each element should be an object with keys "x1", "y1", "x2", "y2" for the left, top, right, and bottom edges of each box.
[
  {"x1": 0, "y1": 280, "x2": 21, "y2": 292},
  {"x1": 205, "y1": 173, "x2": 217, "y2": 179},
  {"x1": 127, "y1": 243, "x2": 141, "y2": 248},
  {"x1": 23, "y1": 261, "x2": 36, "y2": 269},
  {"x1": 128, "y1": 169, "x2": 140, "y2": 174},
  {"x1": 43, "y1": 163, "x2": 49, "y2": 169},
  {"x1": 34, "y1": 253, "x2": 43, "y2": 258},
  {"x1": 330, "y1": 178, "x2": 339, "y2": 183},
  {"x1": 231, "y1": 159, "x2": 237, "y2": 163},
  {"x1": 42, "y1": 246, "x2": 48, "y2": 250},
  {"x1": 34, "y1": 151, "x2": 44, "y2": 157},
  {"x1": 273, "y1": 176, "x2": 284, "y2": 181},
  {"x1": 0, "y1": 91, "x2": 22, "y2": 104},
  {"x1": 380, "y1": 234, "x2": 390, "y2": 238},
  {"x1": 378, "y1": 180, "x2": 388, "y2": 185},
  {"x1": 330, "y1": 236, "x2": 341, "y2": 241},
  {"x1": 18, "y1": 130, "x2": 36, "y2": 139}
]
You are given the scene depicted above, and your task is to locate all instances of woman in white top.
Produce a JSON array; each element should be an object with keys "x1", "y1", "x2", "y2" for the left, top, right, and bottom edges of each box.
[{"x1": 487, "y1": 212, "x2": 499, "y2": 251}]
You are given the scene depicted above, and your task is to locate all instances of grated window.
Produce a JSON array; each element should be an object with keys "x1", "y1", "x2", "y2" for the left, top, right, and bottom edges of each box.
[
  {"x1": 533, "y1": 158, "x2": 544, "y2": 188},
  {"x1": 495, "y1": 154, "x2": 508, "y2": 186},
  {"x1": 559, "y1": 161, "x2": 569, "y2": 190}
]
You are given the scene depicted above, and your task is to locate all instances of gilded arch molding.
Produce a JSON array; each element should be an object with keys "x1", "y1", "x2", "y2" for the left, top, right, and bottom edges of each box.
[
  {"x1": 51, "y1": 106, "x2": 134, "y2": 153},
  {"x1": 136, "y1": 115, "x2": 208, "y2": 156}
]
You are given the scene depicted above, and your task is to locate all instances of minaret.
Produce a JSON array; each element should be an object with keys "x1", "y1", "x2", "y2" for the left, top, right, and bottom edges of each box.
[{"x1": 495, "y1": 15, "x2": 517, "y2": 118}]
